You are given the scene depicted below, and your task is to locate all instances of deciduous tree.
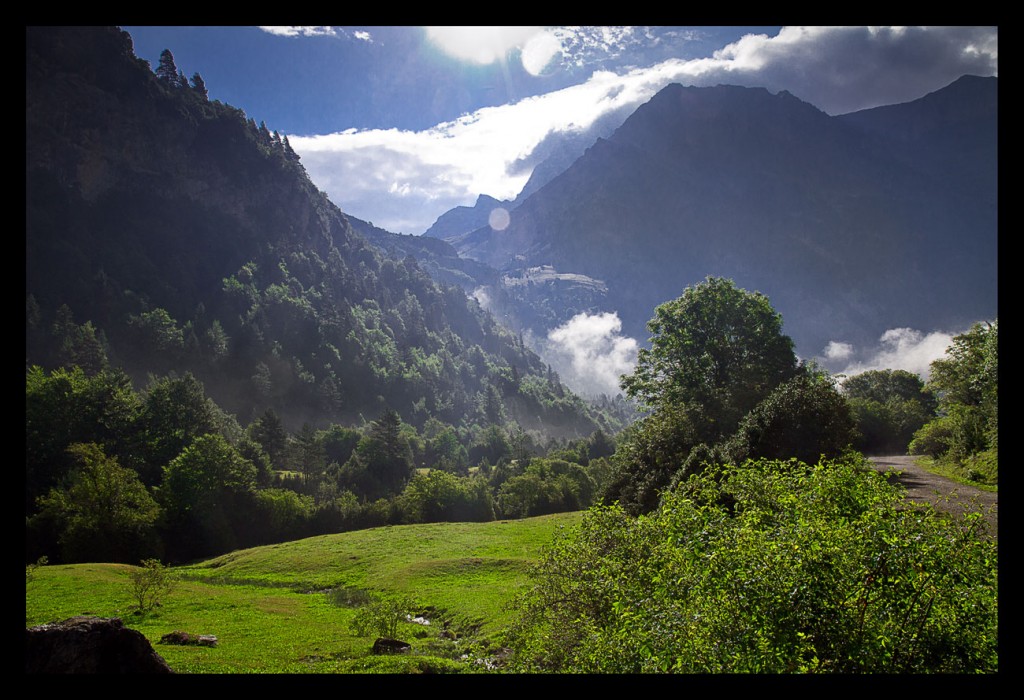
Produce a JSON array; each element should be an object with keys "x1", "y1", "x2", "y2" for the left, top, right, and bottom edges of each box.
[{"x1": 621, "y1": 277, "x2": 797, "y2": 443}]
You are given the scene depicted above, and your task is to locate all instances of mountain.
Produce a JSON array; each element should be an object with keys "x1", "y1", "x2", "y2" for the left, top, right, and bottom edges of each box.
[
  {"x1": 440, "y1": 79, "x2": 998, "y2": 362},
  {"x1": 25, "y1": 26, "x2": 609, "y2": 437}
]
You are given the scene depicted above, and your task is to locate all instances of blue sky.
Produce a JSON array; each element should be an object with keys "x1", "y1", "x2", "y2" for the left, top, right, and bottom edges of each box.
[{"x1": 122, "y1": 26, "x2": 997, "y2": 238}]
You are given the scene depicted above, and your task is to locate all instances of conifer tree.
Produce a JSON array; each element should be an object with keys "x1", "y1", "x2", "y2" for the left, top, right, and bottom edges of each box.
[
  {"x1": 155, "y1": 49, "x2": 179, "y2": 83},
  {"x1": 191, "y1": 72, "x2": 208, "y2": 99},
  {"x1": 283, "y1": 135, "x2": 301, "y2": 161}
]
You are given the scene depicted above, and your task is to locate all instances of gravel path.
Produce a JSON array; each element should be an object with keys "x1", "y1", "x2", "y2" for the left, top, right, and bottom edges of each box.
[{"x1": 867, "y1": 455, "x2": 997, "y2": 537}]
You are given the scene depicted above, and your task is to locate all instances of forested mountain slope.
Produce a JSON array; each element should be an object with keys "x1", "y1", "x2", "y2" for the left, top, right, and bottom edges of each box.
[{"x1": 25, "y1": 26, "x2": 605, "y2": 436}]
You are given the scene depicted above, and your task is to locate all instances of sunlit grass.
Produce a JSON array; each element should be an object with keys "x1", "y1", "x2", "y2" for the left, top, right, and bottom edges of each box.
[{"x1": 26, "y1": 512, "x2": 582, "y2": 673}]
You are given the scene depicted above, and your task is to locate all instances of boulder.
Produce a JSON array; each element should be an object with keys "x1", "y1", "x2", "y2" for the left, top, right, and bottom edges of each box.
[
  {"x1": 371, "y1": 637, "x2": 411, "y2": 655},
  {"x1": 26, "y1": 616, "x2": 174, "y2": 673}
]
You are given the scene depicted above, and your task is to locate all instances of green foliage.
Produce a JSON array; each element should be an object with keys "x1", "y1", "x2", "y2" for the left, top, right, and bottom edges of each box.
[
  {"x1": 139, "y1": 373, "x2": 225, "y2": 484},
  {"x1": 26, "y1": 365, "x2": 142, "y2": 511},
  {"x1": 603, "y1": 403, "x2": 699, "y2": 515},
  {"x1": 160, "y1": 433, "x2": 258, "y2": 560},
  {"x1": 606, "y1": 278, "x2": 799, "y2": 515},
  {"x1": 911, "y1": 321, "x2": 997, "y2": 482},
  {"x1": 351, "y1": 596, "x2": 415, "y2": 640},
  {"x1": 26, "y1": 556, "x2": 48, "y2": 583},
  {"x1": 398, "y1": 471, "x2": 494, "y2": 524},
  {"x1": 844, "y1": 369, "x2": 936, "y2": 454},
  {"x1": 621, "y1": 277, "x2": 798, "y2": 443},
  {"x1": 128, "y1": 558, "x2": 176, "y2": 614},
  {"x1": 495, "y1": 459, "x2": 596, "y2": 519},
  {"x1": 723, "y1": 371, "x2": 857, "y2": 465},
  {"x1": 34, "y1": 443, "x2": 161, "y2": 563},
  {"x1": 505, "y1": 457, "x2": 998, "y2": 673}
]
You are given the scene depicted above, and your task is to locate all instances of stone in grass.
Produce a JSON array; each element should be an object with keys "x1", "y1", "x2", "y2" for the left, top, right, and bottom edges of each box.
[
  {"x1": 372, "y1": 638, "x2": 411, "y2": 655},
  {"x1": 159, "y1": 630, "x2": 218, "y2": 647}
]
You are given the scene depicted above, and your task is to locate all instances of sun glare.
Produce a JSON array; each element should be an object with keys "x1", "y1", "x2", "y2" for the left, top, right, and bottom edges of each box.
[
  {"x1": 426, "y1": 26, "x2": 544, "y2": 65},
  {"x1": 488, "y1": 207, "x2": 511, "y2": 231}
]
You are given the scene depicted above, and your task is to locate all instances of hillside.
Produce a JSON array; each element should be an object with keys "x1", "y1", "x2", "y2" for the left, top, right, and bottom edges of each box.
[
  {"x1": 26, "y1": 513, "x2": 582, "y2": 673},
  {"x1": 25, "y1": 26, "x2": 606, "y2": 437}
]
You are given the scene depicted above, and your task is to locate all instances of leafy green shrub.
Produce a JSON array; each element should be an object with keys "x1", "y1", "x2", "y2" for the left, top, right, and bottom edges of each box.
[
  {"x1": 723, "y1": 372, "x2": 857, "y2": 465},
  {"x1": 351, "y1": 596, "x2": 415, "y2": 640},
  {"x1": 127, "y1": 558, "x2": 176, "y2": 614},
  {"x1": 26, "y1": 556, "x2": 48, "y2": 583},
  {"x1": 505, "y1": 456, "x2": 997, "y2": 673}
]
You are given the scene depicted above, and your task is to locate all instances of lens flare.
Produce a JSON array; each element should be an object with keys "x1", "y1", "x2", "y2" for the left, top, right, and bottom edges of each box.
[{"x1": 488, "y1": 207, "x2": 511, "y2": 231}]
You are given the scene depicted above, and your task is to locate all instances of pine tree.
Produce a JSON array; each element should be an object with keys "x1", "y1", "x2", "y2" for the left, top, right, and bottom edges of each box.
[
  {"x1": 191, "y1": 72, "x2": 208, "y2": 99},
  {"x1": 156, "y1": 49, "x2": 179, "y2": 83},
  {"x1": 283, "y1": 135, "x2": 301, "y2": 161}
]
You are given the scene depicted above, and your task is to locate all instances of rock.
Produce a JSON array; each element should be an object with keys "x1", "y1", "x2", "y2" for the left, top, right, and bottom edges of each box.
[
  {"x1": 159, "y1": 631, "x2": 218, "y2": 647},
  {"x1": 372, "y1": 638, "x2": 411, "y2": 655},
  {"x1": 26, "y1": 616, "x2": 173, "y2": 673}
]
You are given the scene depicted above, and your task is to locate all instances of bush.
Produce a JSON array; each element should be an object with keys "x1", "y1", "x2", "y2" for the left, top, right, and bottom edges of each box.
[
  {"x1": 351, "y1": 596, "x2": 415, "y2": 640},
  {"x1": 723, "y1": 372, "x2": 857, "y2": 465},
  {"x1": 26, "y1": 556, "x2": 48, "y2": 583},
  {"x1": 505, "y1": 456, "x2": 997, "y2": 673},
  {"x1": 128, "y1": 558, "x2": 176, "y2": 614}
]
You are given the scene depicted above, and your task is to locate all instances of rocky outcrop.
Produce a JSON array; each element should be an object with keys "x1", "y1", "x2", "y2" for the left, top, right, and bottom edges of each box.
[{"x1": 25, "y1": 616, "x2": 174, "y2": 673}]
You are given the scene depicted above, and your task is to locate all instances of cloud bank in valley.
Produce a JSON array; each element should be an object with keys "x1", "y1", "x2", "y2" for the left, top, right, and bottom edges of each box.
[
  {"x1": 291, "y1": 26, "x2": 996, "y2": 234},
  {"x1": 823, "y1": 326, "x2": 979, "y2": 380},
  {"x1": 541, "y1": 312, "x2": 639, "y2": 397}
]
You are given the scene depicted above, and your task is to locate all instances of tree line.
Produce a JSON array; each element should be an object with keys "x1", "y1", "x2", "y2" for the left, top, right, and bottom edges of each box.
[{"x1": 26, "y1": 365, "x2": 619, "y2": 565}]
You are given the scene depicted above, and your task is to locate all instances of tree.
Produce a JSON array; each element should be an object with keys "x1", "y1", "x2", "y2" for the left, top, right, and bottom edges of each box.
[
  {"x1": 248, "y1": 408, "x2": 288, "y2": 467},
  {"x1": 33, "y1": 443, "x2": 161, "y2": 563},
  {"x1": 283, "y1": 135, "x2": 300, "y2": 161},
  {"x1": 723, "y1": 371, "x2": 857, "y2": 466},
  {"x1": 621, "y1": 277, "x2": 797, "y2": 444},
  {"x1": 138, "y1": 373, "x2": 222, "y2": 485},
  {"x1": 190, "y1": 72, "x2": 208, "y2": 99},
  {"x1": 159, "y1": 433, "x2": 257, "y2": 560},
  {"x1": 928, "y1": 320, "x2": 997, "y2": 411},
  {"x1": 606, "y1": 278, "x2": 799, "y2": 513},
  {"x1": 910, "y1": 320, "x2": 997, "y2": 482},
  {"x1": 26, "y1": 366, "x2": 142, "y2": 512},
  {"x1": 843, "y1": 369, "x2": 936, "y2": 454},
  {"x1": 155, "y1": 49, "x2": 179, "y2": 84}
]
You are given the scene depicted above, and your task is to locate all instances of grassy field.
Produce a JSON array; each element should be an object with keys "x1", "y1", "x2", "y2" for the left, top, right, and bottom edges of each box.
[{"x1": 25, "y1": 512, "x2": 582, "y2": 673}]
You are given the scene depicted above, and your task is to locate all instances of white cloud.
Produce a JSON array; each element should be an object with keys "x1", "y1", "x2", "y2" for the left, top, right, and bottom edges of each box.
[
  {"x1": 291, "y1": 26, "x2": 996, "y2": 234},
  {"x1": 542, "y1": 312, "x2": 639, "y2": 397},
  {"x1": 832, "y1": 327, "x2": 966, "y2": 380},
  {"x1": 353, "y1": 31, "x2": 373, "y2": 43},
  {"x1": 823, "y1": 341, "x2": 853, "y2": 361},
  {"x1": 259, "y1": 26, "x2": 340, "y2": 38}
]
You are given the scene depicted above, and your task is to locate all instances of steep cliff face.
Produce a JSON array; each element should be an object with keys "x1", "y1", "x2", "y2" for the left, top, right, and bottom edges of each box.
[{"x1": 26, "y1": 26, "x2": 606, "y2": 435}]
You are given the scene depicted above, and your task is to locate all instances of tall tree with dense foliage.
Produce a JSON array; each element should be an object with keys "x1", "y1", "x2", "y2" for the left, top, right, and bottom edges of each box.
[
  {"x1": 159, "y1": 433, "x2": 257, "y2": 561},
  {"x1": 607, "y1": 278, "x2": 800, "y2": 513},
  {"x1": 32, "y1": 443, "x2": 161, "y2": 563},
  {"x1": 26, "y1": 366, "x2": 142, "y2": 511},
  {"x1": 621, "y1": 276, "x2": 798, "y2": 443}
]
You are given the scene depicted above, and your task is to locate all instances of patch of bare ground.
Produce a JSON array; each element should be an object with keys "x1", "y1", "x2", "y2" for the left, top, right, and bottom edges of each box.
[{"x1": 867, "y1": 455, "x2": 997, "y2": 538}]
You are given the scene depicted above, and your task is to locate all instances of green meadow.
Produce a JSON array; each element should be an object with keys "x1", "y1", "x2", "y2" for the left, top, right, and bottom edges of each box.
[{"x1": 25, "y1": 513, "x2": 582, "y2": 673}]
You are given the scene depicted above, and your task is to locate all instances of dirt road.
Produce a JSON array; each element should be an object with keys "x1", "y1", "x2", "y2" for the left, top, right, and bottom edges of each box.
[{"x1": 867, "y1": 455, "x2": 997, "y2": 537}]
